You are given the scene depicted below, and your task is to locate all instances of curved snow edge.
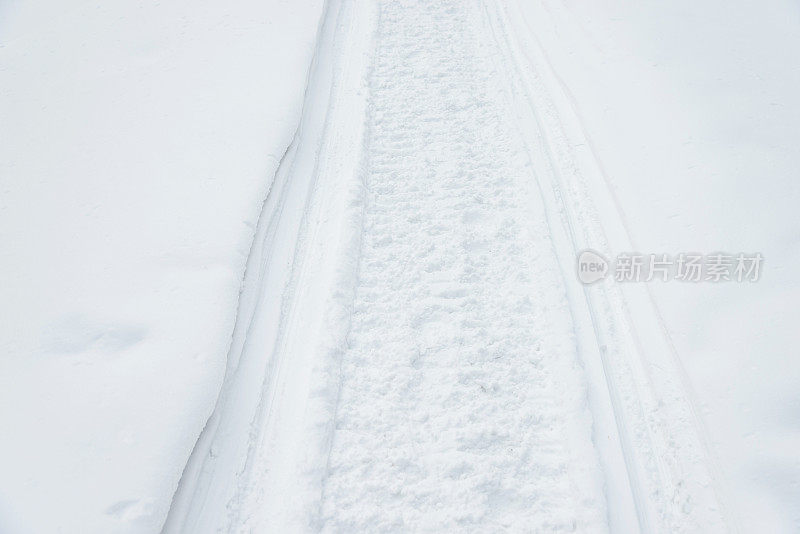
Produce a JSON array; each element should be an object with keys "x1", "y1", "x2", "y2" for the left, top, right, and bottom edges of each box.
[
  {"x1": 160, "y1": 0, "x2": 378, "y2": 530},
  {"x1": 159, "y1": 1, "x2": 334, "y2": 530}
]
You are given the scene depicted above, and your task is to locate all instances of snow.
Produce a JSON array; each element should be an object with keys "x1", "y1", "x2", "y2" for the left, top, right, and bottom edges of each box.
[
  {"x1": 516, "y1": 0, "x2": 800, "y2": 531},
  {"x1": 2, "y1": 0, "x2": 798, "y2": 532},
  {"x1": 159, "y1": 0, "x2": 377, "y2": 528},
  {"x1": 167, "y1": 0, "x2": 732, "y2": 530},
  {"x1": 318, "y1": 0, "x2": 606, "y2": 529},
  {"x1": 0, "y1": 0, "x2": 323, "y2": 531}
]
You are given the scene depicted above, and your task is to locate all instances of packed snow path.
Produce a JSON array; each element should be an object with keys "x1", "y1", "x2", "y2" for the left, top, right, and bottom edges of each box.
[
  {"x1": 164, "y1": 0, "x2": 729, "y2": 532},
  {"x1": 318, "y1": 0, "x2": 606, "y2": 530}
]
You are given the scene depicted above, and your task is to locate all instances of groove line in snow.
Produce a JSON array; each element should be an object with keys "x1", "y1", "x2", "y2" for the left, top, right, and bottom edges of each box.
[
  {"x1": 511, "y1": 5, "x2": 735, "y2": 528},
  {"x1": 482, "y1": 0, "x2": 730, "y2": 531},
  {"x1": 476, "y1": 2, "x2": 648, "y2": 530}
]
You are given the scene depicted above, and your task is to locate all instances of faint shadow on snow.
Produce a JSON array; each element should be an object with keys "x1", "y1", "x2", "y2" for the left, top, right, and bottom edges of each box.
[
  {"x1": 40, "y1": 314, "x2": 146, "y2": 355},
  {"x1": 104, "y1": 498, "x2": 155, "y2": 524}
]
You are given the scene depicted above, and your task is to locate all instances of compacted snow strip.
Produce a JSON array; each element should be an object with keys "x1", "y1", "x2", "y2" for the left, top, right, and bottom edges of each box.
[{"x1": 317, "y1": 0, "x2": 608, "y2": 530}]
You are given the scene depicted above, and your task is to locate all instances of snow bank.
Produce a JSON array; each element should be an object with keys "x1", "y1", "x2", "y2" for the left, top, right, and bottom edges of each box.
[
  {"x1": 0, "y1": 0, "x2": 323, "y2": 531},
  {"x1": 516, "y1": 0, "x2": 800, "y2": 531}
]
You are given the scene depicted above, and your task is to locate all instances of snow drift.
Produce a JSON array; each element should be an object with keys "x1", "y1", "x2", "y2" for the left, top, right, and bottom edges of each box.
[{"x1": 0, "y1": 0, "x2": 323, "y2": 531}]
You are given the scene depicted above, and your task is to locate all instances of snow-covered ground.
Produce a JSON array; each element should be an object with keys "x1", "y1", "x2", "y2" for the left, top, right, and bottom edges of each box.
[
  {"x1": 518, "y1": 1, "x2": 800, "y2": 531},
  {"x1": 0, "y1": 0, "x2": 323, "y2": 531},
  {"x1": 318, "y1": 1, "x2": 608, "y2": 529},
  {"x1": 1, "y1": 0, "x2": 798, "y2": 532}
]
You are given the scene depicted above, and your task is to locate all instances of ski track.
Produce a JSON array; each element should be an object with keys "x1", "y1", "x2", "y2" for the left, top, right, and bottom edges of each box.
[
  {"x1": 164, "y1": 0, "x2": 729, "y2": 532},
  {"x1": 318, "y1": 0, "x2": 607, "y2": 531}
]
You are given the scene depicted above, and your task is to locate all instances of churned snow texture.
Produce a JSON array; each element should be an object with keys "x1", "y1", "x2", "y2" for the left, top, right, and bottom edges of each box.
[{"x1": 318, "y1": 0, "x2": 607, "y2": 531}]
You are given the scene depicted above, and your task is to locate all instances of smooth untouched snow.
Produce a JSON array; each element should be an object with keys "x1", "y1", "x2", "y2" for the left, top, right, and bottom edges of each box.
[{"x1": 0, "y1": 0, "x2": 323, "y2": 531}]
